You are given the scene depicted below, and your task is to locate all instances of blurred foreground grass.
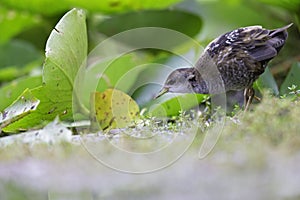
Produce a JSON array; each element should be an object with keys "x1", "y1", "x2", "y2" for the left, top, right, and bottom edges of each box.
[{"x1": 0, "y1": 94, "x2": 300, "y2": 200}]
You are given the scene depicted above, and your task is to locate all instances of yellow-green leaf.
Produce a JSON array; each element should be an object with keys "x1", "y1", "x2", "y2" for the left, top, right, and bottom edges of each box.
[{"x1": 90, "y1": 89, "x2": 140, "y2": 130}]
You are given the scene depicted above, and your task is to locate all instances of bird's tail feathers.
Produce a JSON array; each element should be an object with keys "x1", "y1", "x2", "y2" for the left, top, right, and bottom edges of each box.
[{"x1": 270, "y1": 23, "x2": 293, "y2": 37}]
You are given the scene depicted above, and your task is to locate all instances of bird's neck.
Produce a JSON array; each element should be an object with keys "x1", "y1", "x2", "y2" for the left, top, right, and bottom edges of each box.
[
  {"x1": 189, "y1": 69, "x2": 209, "y2": 94},
  {"x1": 192, "y1": 53, "x2": 227, "y2": 94}
]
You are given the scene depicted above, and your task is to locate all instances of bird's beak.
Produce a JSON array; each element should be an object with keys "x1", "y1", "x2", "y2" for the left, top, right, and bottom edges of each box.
[{"x1": 154, "y1": 87, "x2": 169, "y2": 99}]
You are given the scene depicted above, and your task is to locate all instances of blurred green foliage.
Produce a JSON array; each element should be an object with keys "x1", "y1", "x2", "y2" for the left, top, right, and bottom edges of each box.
[{"x1": 0, "y1": 0, "x2": 299, "y2": 131}]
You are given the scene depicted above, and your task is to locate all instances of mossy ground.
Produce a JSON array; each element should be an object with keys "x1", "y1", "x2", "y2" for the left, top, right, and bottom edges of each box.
[{"x1": 0, "y1": 94, "x2": 299, "y2": 200}]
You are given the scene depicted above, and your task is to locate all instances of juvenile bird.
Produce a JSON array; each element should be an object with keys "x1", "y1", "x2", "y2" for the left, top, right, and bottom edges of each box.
[{"x1": 155, "y1": 23, "x2": 293, "y2": 110}]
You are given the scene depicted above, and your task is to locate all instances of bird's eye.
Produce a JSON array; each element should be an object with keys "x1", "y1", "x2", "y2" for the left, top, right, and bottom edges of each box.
[
  {"x1": 167, "y1": 79, "x2": 176, "y2": 85},
  {"x1": 187, "y1": 74, "x2": 195, "y2": 81}
]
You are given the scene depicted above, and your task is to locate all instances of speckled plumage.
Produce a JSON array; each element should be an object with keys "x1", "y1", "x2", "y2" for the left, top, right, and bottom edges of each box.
[
  {"x1": 201, "y1": 24, "x2": 291, "y2": 92},
  {"x1": 156, "y1": 24, "x2": 292, "y2": 105}
]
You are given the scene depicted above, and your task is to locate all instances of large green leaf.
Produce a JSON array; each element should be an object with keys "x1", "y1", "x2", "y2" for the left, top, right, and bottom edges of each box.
[
  {"x1": 280, "y1": 62, "x2": 300, "y2": 95},
  {"x1": 2, "y1": 8, "x2": 88, "y2": 132},
  {"x1": 95, "y1": 10, "x2": 202, "y2": 38},
  {"x1": 0, "y1": 7, "x2": 41, "y2": 43},
  {"x1": 0, "y1": 76, "x2": 42, "y2": 111}
]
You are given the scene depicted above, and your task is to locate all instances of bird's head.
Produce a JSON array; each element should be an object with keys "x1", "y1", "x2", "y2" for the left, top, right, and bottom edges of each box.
[{"x1": 155, "y1": 68, "x2": 199, "y2": 99}]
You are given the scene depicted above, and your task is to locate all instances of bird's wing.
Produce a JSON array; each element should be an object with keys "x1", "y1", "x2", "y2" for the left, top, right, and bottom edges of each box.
[
  {"x1": 247, "y1": 45, "x2": 277, "y2": 62},
  {"x1": 206, "y1": 24, "x2": 289, "y2": 64}
]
